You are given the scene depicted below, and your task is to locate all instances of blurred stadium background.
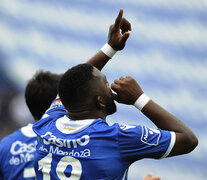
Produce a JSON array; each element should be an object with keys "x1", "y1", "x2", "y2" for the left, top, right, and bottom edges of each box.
[{"x1": 0, "y1": 0, "x2": 206, "y2": 179}]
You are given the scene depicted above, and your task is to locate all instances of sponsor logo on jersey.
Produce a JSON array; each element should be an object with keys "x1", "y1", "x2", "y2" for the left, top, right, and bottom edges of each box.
[
  {"x1": 141, "y1": 126, "x2": 161, "y2": 146},
  {"x1": 39, "y1": 145, "x2": 91, "y2": 157},
  {"x1": 9, "y1": 140, "x2": 37, "y2": 165},
  {"x1": 41, "y1": 131, "x2": 90, "y2": 148},
  {"x1": 39, "y1": 132, "x2": 91, "y2": 157},
  {"x1": 10, "y1": 140, "x2": 37, "y2": 155}
]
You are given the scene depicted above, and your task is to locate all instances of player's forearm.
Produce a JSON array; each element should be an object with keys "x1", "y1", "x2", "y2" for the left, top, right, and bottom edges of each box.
[
  {"x1": 86, "y1": 50, "x2": 111, "y2": 71},
  {"x1": 142, "y1": 100, "x2": 188, "y2": 132},
  {"x1": 141, "y1": 99, "x2": 198, "y2": 154}
]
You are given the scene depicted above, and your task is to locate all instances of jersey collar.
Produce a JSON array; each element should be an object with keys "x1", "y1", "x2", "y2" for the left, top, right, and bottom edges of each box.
[{"x1": 56, "y1": 115, "x2": 95, "y2": 134}]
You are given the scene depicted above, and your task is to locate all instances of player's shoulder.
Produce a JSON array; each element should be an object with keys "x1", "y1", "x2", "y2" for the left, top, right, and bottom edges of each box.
[
  {"x1": 33, "y1": 116, "x2": 53, "y2": 136},
  {"x1": 33, "y1": 112, "x2": 63, "y2": 138},
  {"x1": 37, "y1": 98, "x2": 66, "y2": 125},
  {"x1": 0, "y1": 129, "x2": 22, "y2": 144},
  {"x1": 0, "y1": 128, "x2": 22, "y2": 154},
  {"x1": 91, "y1": 120, "x2": 139, "y2": 134},
  {"x1": 0, "y1": 124, "x2": 36, "y2": 148},
  {"x1": 20, "y1": 123, "x2": 36, "y2": 138}
]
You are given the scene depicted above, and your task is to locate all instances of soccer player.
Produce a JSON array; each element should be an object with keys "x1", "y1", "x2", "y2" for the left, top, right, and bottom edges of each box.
[
  {"x1": 0, "y1": 71, "x2": 61, "y2": 180},
  {"x1": 0, "y1": 9, "x2": 131, "y2": 180},
  {"x1": 32, "y1": 12, "x2": 198, "y2": 180}
]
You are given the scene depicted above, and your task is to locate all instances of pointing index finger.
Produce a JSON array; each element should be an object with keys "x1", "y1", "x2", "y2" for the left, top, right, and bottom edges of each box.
[{"x1": 114, "y1": 8, "x2": 123, "y2": 29}]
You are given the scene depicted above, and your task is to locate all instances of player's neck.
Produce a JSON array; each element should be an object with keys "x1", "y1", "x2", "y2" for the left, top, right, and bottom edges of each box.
[{"x1": 68, "y1": 110, "x2": 106, "y2": 120}]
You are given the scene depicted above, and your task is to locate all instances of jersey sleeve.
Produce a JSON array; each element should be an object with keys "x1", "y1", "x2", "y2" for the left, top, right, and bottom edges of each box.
[{"x1": 118, "y1": 124, "x2": 175, "y2": 162}]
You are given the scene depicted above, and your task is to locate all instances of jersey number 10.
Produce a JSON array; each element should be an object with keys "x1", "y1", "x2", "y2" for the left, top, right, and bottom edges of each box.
[{"x1": 38, "y1": 153, "x2": 82, "y2": 180}]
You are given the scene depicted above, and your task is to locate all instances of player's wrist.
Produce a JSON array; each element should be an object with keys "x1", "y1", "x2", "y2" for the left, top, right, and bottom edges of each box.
[
  {"x1": 134, "y1": 93, "x2": 150, "y2": 111},
  {"x1": 101, "y1": 43, "x2": 117, "y2": 58}
]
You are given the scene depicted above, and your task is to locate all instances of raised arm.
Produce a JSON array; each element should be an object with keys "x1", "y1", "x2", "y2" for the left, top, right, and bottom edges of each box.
[
  {"x1": 86, "y1": 8, "x2": 131, "y2": 71},
  {"x1": 111, "y1": 76, "x2": 198, "y2": 157}
]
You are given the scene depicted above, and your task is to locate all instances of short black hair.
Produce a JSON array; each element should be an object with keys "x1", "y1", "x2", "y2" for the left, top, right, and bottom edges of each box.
[
  {"x1": 25, "y1": 71, "x2": 61, "y2": 120},
  {"x1": 58, "y1": 63, "x2": 95, "y2": 110}
]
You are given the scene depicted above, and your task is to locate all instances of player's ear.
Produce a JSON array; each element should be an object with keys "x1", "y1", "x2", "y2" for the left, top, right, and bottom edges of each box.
[{"x1": 95, "y1": 96, "x2": 105, "y2": 109}]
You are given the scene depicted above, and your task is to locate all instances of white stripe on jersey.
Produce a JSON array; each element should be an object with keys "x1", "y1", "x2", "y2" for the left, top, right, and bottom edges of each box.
[
  {"x1": 122, "y1": 168, "x2": 129, "y2": 180},
  {"x1": 159, "y1": 131, "x2": 176, "y2": 159}
]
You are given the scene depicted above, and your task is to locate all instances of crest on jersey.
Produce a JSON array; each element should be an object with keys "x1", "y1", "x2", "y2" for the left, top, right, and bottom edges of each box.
[{"x1": 141, "y1": 126, "x2": 161, "y2": 146}]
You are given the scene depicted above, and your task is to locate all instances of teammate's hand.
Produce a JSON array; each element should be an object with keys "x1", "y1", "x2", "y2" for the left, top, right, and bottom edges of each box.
[
  {"x1": 143, "y1": 174, "x2": 160, "y2": 180},
  {"x1": 108, "y1": 8, "x2": 131, "y2": 51},
  {"x1": 111, "y1": 76, "x2": 143, "y2": 105}
]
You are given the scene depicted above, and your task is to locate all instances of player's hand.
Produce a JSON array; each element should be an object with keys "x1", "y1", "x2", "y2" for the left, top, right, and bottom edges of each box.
[
  {"x1": 108, "y1": 8, "x2": 131, "y2": 51},
  {"x1": 111, "y1": 76, "x2": 143, "y2": 105},
  {"x1": 143, "y1": 174, "x2": 160, "y2": 180}
]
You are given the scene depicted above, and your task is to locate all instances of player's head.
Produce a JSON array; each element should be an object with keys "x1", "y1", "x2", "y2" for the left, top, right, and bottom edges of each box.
[
  {"x1": 58, "y1": 63, "x2": 116, "y2": 117},
  {"x1": 25, "y1": 71, "x2": 62, "y2": 121}
]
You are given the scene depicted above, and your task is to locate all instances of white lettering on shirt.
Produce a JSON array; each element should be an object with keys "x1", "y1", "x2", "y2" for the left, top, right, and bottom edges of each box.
[{"x1": 41, "y1": 132, "x2": 90, "y2": 148}]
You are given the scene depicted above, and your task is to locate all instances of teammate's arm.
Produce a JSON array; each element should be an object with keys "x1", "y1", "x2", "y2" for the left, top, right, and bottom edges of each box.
[
  {"x1": 86, "y1": 8, "x2": 131, "y2": 71},
  {"x1": 111, "y1": 76, "x2": 198, "y2": 157}
]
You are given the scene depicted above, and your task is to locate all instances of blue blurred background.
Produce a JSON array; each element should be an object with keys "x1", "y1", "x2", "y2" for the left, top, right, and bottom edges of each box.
[{"x1": 0, "y1": 0, "x2": 206, "y2": 179}]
